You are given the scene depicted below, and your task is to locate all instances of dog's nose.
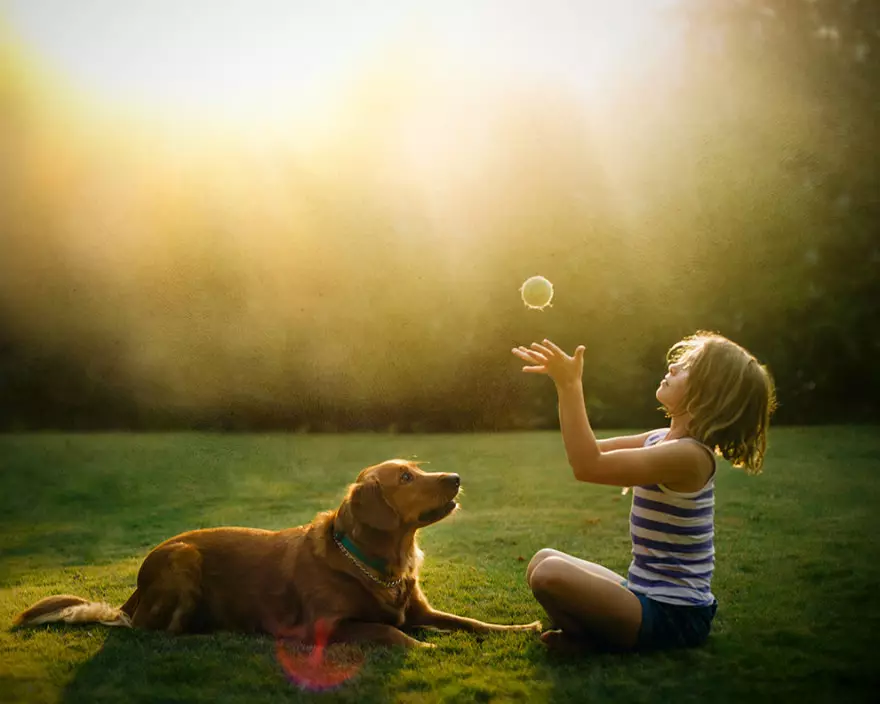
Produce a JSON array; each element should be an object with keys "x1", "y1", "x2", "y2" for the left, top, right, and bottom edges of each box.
[{"x1": 445, "y1": 474, "x2": 461, "y2": 489}]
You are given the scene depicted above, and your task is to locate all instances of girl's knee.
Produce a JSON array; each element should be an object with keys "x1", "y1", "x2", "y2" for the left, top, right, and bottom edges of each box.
[
  {"x1": 529, "y1": 556, "x2": 570, "y2": 595},
  {"x1": 526, "y1": 548, "x2": 563, "y2": 584}
]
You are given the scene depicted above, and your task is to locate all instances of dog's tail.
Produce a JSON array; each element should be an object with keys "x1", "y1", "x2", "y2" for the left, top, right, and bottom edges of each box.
[{"x1": 14, "y1": 594, "x2": 132, "y2": 628}]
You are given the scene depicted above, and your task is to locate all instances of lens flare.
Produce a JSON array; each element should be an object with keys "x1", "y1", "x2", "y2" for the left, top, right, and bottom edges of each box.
[{"x1": 274, "y1": 619, "x2": 364, "y2": 692}]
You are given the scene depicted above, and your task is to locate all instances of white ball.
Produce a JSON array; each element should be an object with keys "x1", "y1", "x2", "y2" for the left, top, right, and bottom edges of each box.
[{"x1": 520, "y1": 275, "x2": 554, "y2": 310}]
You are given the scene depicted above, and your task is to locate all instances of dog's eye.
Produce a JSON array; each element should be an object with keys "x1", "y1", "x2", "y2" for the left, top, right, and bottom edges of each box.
[{"x1": 400, "y1": 470, "x2": 413, "y2": 484}]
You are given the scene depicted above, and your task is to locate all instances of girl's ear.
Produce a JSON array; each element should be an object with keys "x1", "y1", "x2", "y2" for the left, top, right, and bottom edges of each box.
[{"x1": 349, "y1": 480, "x2": 400, "y2": 532}]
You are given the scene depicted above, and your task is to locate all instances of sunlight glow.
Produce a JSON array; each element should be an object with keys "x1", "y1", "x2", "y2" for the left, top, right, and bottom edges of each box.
[{"x1": 2, "y1": 0, "x2": 677, "y2": 132}]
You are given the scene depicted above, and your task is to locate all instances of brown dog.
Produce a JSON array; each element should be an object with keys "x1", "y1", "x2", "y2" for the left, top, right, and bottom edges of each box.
[{"x1": 15, "y1": 459, "x2": 540, "y2": 647}]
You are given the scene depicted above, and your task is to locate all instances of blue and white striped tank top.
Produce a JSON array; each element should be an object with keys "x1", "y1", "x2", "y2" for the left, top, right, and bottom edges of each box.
[{"x1": 627, "y1": 429, "x2": 716, "y2": 607}]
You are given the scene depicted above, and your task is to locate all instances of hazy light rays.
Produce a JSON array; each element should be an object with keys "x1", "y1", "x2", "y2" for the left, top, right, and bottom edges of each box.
[
  {"x1": 0, "y1": 0, "x2": 695, "y2": 423},
  {"x1": 3, "y1": 0, "x2": 677, "y2": 130}
]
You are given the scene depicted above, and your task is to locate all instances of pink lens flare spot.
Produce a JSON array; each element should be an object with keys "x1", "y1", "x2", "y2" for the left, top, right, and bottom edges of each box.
[{"x1": 275, "y1": 618, "x2": 364, "y2": 692}]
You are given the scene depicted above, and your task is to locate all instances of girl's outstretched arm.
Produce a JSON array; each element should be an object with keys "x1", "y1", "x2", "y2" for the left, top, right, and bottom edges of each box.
[
  {"x1": 512, "y1": 340, "x2": 601, "y2": 475},
  {"x1": 512, "y1": 340, "x2": 707, "y2": 488}
]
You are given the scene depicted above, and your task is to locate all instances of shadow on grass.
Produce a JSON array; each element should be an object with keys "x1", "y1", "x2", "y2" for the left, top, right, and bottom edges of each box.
[
  {"x1": 532, "y1": 639, "x2": 727, "y2": 703},
  {"x1": 58, "y1": 626, "x2": 409, "y2": 704}
]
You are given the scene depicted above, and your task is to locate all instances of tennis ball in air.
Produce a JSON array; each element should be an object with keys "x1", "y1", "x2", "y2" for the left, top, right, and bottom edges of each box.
[{"x1": 520, "y1": 275, "x2": 554, "y2": 310}]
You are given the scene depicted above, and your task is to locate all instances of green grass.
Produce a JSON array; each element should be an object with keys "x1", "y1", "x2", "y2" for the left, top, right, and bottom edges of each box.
[{"x1": 1, "y1": 428, "x2": 878, "y2": 703}]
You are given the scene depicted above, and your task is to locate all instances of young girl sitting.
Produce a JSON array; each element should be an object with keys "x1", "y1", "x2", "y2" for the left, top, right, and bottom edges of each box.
[{"x1": 511, "y1": 331, "x2": 776, "y2": 653}]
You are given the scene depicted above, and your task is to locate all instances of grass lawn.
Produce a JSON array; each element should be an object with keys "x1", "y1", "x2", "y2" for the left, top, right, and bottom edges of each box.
[{"x1": 1, "y1": 427, "x2": 878, "y2": 703}]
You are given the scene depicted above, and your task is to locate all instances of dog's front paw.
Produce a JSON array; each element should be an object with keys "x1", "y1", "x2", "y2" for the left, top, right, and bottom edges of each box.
[{"x1": 511, "y1": 620, "x2": 543, "y2": 632}]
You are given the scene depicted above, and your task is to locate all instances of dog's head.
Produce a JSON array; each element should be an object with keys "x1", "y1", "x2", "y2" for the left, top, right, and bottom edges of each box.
[{"x1": 344, "y1": 460, "x2": 460, "y2": 532}]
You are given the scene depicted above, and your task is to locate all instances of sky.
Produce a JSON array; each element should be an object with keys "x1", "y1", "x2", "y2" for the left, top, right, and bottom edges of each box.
[{"x1": 1, "y1": 0, "x2": 680, "y2": 128}]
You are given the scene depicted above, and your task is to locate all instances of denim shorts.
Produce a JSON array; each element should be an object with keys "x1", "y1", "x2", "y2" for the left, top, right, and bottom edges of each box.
[{"x1": 624, "y1": 583, "x2": 718, "y2": 651}]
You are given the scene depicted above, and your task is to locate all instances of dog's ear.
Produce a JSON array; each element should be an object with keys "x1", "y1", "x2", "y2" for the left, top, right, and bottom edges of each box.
[{"x1": 349, "y1": 480, "x2": 400, "y2": 532}]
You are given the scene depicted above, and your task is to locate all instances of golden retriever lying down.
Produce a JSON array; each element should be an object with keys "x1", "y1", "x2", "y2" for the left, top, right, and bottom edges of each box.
[{"x1": 15, "y1": 459, "x2": 540, "y2": 648}]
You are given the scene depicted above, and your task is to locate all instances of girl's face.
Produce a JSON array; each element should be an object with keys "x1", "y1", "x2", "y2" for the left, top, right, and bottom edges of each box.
[{"x1": 656, "y1": 360, "x2": 690, "y2": 415}]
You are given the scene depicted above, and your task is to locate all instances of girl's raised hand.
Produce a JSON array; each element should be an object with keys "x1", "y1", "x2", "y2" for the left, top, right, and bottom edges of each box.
[{"x1": 511, "y1": 339, "x2": 585, "y2": 387}]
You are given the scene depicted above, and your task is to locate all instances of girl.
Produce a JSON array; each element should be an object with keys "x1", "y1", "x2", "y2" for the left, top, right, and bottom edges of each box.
[{"x1": 511, "y1": 331, "x2": 775, "y2": 653}]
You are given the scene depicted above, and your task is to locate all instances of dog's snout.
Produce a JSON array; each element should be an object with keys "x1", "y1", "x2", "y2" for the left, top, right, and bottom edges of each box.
[{"x1": 444, "y1": 474, "x2": 461, "y2": 490}]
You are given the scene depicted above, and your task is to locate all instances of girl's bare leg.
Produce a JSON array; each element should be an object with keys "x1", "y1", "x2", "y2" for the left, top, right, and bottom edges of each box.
[
  {"x1": 528, "y1": 554, "x2": 642, "y2": 651},
  {"x1": 527, "y1": 548, "x2": 627, "y2": 586}
]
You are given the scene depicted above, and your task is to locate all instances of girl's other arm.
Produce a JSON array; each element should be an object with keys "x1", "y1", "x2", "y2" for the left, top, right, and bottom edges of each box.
[
  {"x1": 597, "y1": 431, "x2": 659, "y2": 452},
  {"x1": 559, "y1": 399, "x2": 656, "y2": 453},
  {"x1": 596, "y1": 432, "x2": 658, "y2": 495}
]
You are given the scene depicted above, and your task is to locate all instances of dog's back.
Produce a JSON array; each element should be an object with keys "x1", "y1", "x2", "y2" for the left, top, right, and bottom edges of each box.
[{"x1": 16, "y1": 523, "x2": 314, "y2": 634}]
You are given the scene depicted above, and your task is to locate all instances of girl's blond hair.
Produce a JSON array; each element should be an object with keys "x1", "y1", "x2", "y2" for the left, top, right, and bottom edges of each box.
[{"x1": 667, "y1": 331, "x2": 776, "y2": 474}]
